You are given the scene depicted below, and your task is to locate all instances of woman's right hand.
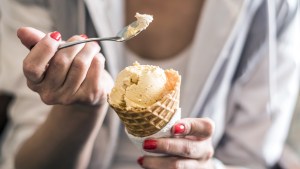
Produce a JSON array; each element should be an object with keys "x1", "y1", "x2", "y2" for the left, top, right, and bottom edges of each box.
[{"x1": 18, "y1": 27, "x2": 113, "y2": 106}]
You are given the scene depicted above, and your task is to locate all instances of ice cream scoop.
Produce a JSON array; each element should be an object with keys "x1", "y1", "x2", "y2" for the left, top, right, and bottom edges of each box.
[
  {"x1": 108, "y1": 62, "x2": 181, "y2": 137},
  {"x1": 109, "y1": 62, "x2": 167, "y2": 110},
  {"x1": 124, "y1": 13, "x2": 153, "y2": 39}
]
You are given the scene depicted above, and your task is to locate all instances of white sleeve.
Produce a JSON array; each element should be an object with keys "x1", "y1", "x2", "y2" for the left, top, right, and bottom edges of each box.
[
  {"x1": 0, "y1": 0, "x2": 54, "y2": 168},
  {"x1": 215, "y1": 3, "x2": 300, "y2": 169}
]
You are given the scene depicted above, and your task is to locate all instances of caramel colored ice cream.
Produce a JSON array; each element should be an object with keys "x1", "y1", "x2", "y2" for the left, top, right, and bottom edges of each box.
[
  {"x1": 109, "y1": 62, "x2": 167, "y2": 110},
  {"x1": 125, "y1": 13, "x2": 153, "y2": 39},
  {"x1": 108, "y1": 62, "x2": 181, "y2": 137}
]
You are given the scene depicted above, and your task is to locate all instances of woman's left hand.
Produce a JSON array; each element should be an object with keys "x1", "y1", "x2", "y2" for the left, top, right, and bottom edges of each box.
[{"x1": 138, "y1": 118, "x2": 215, "y2": 169}]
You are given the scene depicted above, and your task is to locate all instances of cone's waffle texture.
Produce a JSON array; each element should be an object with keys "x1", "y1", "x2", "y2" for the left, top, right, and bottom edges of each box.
[{"x1": 109, "y1": 70, "x2": 181, "y2": 137}]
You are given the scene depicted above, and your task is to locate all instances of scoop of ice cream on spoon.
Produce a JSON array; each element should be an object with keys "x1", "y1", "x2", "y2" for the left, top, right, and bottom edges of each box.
[
  {"x1": 58, "y1": 13, "x2": 153, "y2": 49},
  {"x1": 124, "y1": 13, "x2": 153, "y2": 39}
]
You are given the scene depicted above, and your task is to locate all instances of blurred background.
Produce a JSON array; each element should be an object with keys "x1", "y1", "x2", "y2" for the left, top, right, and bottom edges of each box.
[
  {"x1": 281, "y1": 97, "x2": 300, "y2": 168},
  {"x1": 0, "y1": 0, "x2": 299, "y2": 168}
]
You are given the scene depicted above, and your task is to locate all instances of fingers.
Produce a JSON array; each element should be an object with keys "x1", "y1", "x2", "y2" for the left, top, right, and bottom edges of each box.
[
  {"x1": 143, "y1": 138, "x2": 214, "y2": 159},
  {"x1": 141, "y1": 118, "x2": 215, "y2": 159},
  {"x1": 62, "y1": 41, "x2": 101, "y2": 93},
  {"x1": 172, "y1": 118, "x2": 215, "y2": 139},
  {"x1": 23, "y1": 30, "x2": 109, "y2": 106},
  {"x1": 23, "y1": 31, "x2": 61, "y2": 84},
  {"x1": 71, "y1": 53, "x2": 106, "y2": 105},
  {"x1": 40, "y1": 35, "x2": 87, "y2": 91},
  {"x1": 17, "y1": 27, "x2": 46, "y2": 50},
  {"x1": 139, "y1": 156, "x2": 212, "y2": 169}
]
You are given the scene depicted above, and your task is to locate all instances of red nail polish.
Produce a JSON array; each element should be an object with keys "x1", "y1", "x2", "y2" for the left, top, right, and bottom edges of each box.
[
  {"x1": 174, "y1": 123, "x2": 185, "y2": 134},
  {"x1": 80, "y1": 34, "x2": 88, "y2": 39},
  {"x1": 50, "y1": 31, "x2": 61, "y2": 41},
  {"x1": 143, "y1": 140, "x2": 157, "y2": 150},
  {"x1": 137, "y1": 157, "x2": 143, "y2": 166}
]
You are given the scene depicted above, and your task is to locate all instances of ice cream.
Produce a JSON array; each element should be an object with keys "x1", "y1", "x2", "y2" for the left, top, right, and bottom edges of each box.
[
  {"x1": 108, "y1": 62, "x2": 181, "y2": 137},
  {"x1": 125, "y1": 13, "x2": 153, "y2": 39},
  {"x1": 109, "y1": 62, "x2": 167, "y2": 110},
  {"x1": 133, "y1": 13, "x2": 153, "y2": 31}
]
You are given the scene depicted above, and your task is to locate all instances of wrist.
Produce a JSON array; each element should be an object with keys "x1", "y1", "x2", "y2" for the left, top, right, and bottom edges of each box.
[
  {"x1": 49, "y1": 103, "x2": 109, "y2": 125},
  {"x1": 48, "y1": 103, "x2": 108, "y2": 132},
  {"x1": 54, "y1": 101, "x2": 108, "y2": 113}
]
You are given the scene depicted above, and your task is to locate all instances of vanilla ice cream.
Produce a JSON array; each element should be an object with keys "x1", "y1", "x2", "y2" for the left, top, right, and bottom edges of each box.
[
  {"x1": 109, "y1": 62, "x2": 167, "y2": 110},
  {"x1": 108, "y1": 62, "x2": 181, "y2": 138},
  {"x1": 125, "y1": 13, "x2": 153, "y2": 39}
]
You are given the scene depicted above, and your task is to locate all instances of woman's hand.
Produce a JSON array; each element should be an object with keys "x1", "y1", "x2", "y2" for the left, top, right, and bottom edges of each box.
[
  {"x1": 15, "y1": 27, "x2": 113, "y2": 169},
  {"x1": 139, "y1": 118, "x2": 215, "y2": 169},
  {"x1": 18, "y1": 27, "x2": 113, "y2": 106}
]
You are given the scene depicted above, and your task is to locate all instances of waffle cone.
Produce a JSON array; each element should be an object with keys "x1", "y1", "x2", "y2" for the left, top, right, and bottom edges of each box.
[{"x1": 110, "y1": 70, "x2": 181, "y2": 137}]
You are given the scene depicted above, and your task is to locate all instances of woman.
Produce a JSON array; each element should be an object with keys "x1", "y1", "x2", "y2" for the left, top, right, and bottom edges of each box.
[{"x1": 0, "y1": 0, "x2": 299, "y2": 168}]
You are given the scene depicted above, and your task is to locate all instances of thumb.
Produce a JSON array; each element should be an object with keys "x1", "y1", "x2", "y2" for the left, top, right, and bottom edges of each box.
[
  {"x1": 17, "y1": 27, "x2": 46, "y2": 50},
  {"x1": 172, "y1": 118, "x2": 215, "y2": 139}
]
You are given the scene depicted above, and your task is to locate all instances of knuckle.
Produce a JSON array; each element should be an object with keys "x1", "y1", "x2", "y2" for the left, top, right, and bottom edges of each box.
[
  {"x1": 27, "y1": 80, "x2": 39, "y2": 92},
  {"x1": 182, "y1": 141, "x2": 195, "y2": 157},
  {"x1": 72, "y1": 57, "x2": 90, "y2": 71},
  {"x1": 161, "y1": 139, "x2": 172, "y2": 152},
  {"x1": 40, "y1": 92, "x2": 56, "y2": 105},
  {"x1": 23, "y1": 61, "x2": 43, "y2": 82},
  {"x1": 51, "y1": 55, "x2": 70, "y2": 69},
  {"x1": 85, "y1": 91, "x2": 101, "y2": 104},
  {"x1": 84, "y1": 94, "x2": 95, "y2": 103},
  {"x1": 94, "y1": 54, "x2": 105, "y2": 66}
]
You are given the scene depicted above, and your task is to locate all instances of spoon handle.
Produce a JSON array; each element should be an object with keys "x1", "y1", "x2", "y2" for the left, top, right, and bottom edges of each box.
[{"x1": 58, "y1": 37, "x2": 121, "y2": 49}]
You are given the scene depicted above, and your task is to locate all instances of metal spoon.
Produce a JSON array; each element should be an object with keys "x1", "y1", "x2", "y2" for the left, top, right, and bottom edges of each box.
[{"x1": 58, "y1": 21, "x2": 142, "y2": 49}]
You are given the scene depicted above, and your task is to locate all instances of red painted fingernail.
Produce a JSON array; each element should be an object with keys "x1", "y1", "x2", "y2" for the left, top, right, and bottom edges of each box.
[
  {"x1": 50, "y1": 31, "x2": 61, "y2": 41},
  {"x1": 143, "y1": 139, "x2": 157, "y2": 150},
  {"x1": 137, "y1": 157, "x2": 143, "y2": 166},
  {"x1": 80, "y1": 34, "x2": 88, "y2": 39},
  {"x1": 174, "y1": 123, "x2": 185, "y2": 134}
]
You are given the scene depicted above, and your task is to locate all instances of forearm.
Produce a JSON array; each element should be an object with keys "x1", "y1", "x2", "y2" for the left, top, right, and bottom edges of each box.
[{"x1": 15, "y1": 103, "x2": 108, "y2": 169}]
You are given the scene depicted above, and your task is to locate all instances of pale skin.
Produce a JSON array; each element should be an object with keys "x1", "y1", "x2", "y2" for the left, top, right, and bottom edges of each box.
[
  {"x1": 16, "y1": 1, "x2": 242, "y2": 169},
  {"x1": 16, "y1": 27, "x2": 113, "y2": 169},
  {"x1": 126, "y1": 0, "x2": 204, "y2": 60}
]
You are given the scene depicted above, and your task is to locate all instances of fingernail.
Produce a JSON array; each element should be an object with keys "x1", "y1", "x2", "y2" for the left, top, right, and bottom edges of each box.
[
  {"x1": 174, "y1": 123, "x2": 185, "y2": 134},
  {"x1": 80, "y1": 34, "x2": 88, "y2": 39},
  {"x1": 137, "y1": 156, "x2": 143, "y2": 166},
  {"x1": 50, "y1": 31, "x2": 61, "y2": 41},
  {"x1": 143, "y1": 139, "x2": 157, "y2": 150}
]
